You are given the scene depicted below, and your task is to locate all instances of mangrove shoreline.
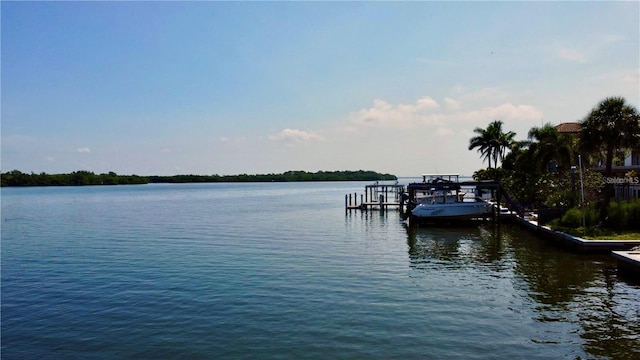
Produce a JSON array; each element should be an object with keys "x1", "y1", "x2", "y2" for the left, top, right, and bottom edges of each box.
[{"x1": 0, "y1": 170, "x2": 397, "y2": 187}]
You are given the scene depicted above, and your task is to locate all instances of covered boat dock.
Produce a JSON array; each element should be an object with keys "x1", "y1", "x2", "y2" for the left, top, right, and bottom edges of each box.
[{"x1": 345, "y1": 182, "x2": 405, "y2": 210}]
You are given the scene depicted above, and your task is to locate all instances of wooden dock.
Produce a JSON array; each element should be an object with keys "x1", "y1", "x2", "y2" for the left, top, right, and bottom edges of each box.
[
  {"x1": 345, "y1": 182, "x2": 405, "y2": 210},
  {"x1": 345, "y1": 176, "x2": 509, "y2": 217}
]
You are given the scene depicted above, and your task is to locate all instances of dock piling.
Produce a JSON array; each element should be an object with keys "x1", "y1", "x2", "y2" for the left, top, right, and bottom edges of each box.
[{"x1": 345, "y1": 182, "x2": 405, "y2": 211}]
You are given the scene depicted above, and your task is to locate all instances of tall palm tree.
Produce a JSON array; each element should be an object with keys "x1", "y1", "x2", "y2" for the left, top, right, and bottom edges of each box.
[
  {"x1": 580, "y1": 97, "x2": 640, "y2": 177},
  {"x1": 468, "y1": 126, "x2": 493, "y2": 168},
  {"x1": 495, "y1": 124, "x2": 517, "y2": 167},
  {"x1": 469, "y1": 120, "x2": 515, "y2": 169}
]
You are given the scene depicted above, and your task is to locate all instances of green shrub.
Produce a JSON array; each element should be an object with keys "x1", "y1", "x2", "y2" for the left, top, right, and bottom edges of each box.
[
  {"x1": 603, "y1": 199, "x2": 640, "y2": 231},
  {"x1": 584, "y1": 206, "x2": 600, "y2": 227},
  {"x1": 606, "y1": 201, "x2": 627, "y2": 231},
  {"x1": 559, "y1": 208, "x2": 583, "y2": 228},
  {"x1": 629, "y1": 198, "x2": 640, "y2": 230},
  {"x1": 558, "y1": 206, "x2": 600, "y2": 228}
]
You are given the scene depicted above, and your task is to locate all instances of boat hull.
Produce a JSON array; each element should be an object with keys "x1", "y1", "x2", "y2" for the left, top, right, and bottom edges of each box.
[{"x1": 410, "y1": 202, "x2": 492, "y2": 223}]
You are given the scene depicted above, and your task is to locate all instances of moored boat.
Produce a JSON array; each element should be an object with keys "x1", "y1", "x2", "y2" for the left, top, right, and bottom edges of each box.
[{"x1": 404, "y1": 174, "x2": 493, "y2": 224}]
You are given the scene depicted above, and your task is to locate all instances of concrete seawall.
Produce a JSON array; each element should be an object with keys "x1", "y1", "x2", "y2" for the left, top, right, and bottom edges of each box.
[
  {"x1": 515, "y1": 216, "x2": 640, "y2": 253},
  {"x1": 612, "y1": 250, "x2": 640, "y2": 276}
]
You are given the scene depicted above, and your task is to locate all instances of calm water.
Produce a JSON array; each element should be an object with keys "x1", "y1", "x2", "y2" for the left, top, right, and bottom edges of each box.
[{"x1": 2, "y1": 182, "x2": 639, "y2": 359}]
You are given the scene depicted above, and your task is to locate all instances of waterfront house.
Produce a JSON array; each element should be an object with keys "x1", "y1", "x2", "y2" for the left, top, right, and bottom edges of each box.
[{"x1": 555, "y1": 122, "x2": 640, "y2": 199}]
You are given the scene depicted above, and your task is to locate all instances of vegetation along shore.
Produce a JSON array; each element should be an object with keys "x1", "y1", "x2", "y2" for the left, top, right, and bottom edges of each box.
[
  {"x1": 468, "y1": 96, "x2": 640, "y2": 238},
  {"x1": 0, "y1": 170, "x2": 396, "y2": 187}
]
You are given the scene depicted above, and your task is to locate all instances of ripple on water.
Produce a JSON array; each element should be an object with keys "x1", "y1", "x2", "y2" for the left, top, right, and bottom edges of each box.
[{"x1": 2, "y1": 184, "x2": 639, "y2": 359}]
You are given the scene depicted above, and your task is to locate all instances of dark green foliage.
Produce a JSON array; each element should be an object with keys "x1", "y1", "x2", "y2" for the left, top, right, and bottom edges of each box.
[
  {"x1": 468, "y1": 97, "x2": 639, "y2": 233},
  {"x1": 580, "y1": 97, "x2": 640, "y2": 206},
  {"x1": 606, "y1": 201, "x2": 628, "y2": 232},
  {"x1": 580, "y1": 97, "x2": 640, "y2": 176},
  {"x1": 0, "y1": 170, "x2": 149, "y2": 187},
  {"x1": 559, "y1": 208, "x2": 582, "y2": 228},
  {"x1": 1, "y1": 170, "x2": 396, "y2": 187},
  {"x1": 148, "y1": 170, "x2": 396, "y2": 183},
  {"x1": 558, "y1": 206, "x2": 600, "y2": 228},
  {"x1": 556, "y1": 199, "x2": 640, "y2": 232},
  {"x1": 604, "y1": 199, "x2": 640, "y2": 231},
  {"x1": 468, "y1": 120, "x2": 516, "y2": 169},
  {"x1": 630, "y1": 198, "x2": 640, "y2": 231}
]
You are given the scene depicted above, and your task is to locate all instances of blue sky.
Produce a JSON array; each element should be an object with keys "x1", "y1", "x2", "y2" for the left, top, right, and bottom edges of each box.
[{"x1": 2, "y1": 1, "x2": 638, "y2": 176}]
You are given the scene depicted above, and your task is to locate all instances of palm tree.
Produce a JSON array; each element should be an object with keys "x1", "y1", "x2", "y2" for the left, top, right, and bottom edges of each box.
[
  {"x1": 468, "y1": 126, "x2": 494, "y2": 168},
  {"x1": 580, "y1": 97, "x2": 640, "y2": 177},
  {"x1": 501, "y1": 140, "x2": 528, "y2": 171},
  {"x1": 469, "y1": 120, "x2": 515, "y2": 169},
  {"x1": 527, "y1": 123, "x2": 576, "y2": 172},
  {"x1": 495, "y1": 124, "x2": 517, "y2": 167}
]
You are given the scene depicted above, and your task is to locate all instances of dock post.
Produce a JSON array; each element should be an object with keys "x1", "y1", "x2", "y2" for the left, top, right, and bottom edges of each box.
[
  {"x1": 345, "y1": 194, "x2": 348, "y2": 210},
  {"x1": 496, "y1": 186, "x2": 502, "y2": 223},
  {"x1": 379, "y1": 194, "x2": 384, "y2": 210},
  {"x1": 360, "y1": 194, "x2": 364, "y2": 209}
]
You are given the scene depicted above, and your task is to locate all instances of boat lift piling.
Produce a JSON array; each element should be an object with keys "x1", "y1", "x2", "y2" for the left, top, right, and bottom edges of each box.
[
  {"x1": 403, "y1": 175, "x2": 502, "y2": 224},
  {"x1": 345, "y1": 183, "x2": 405, "y2": 211},
  {"x1": 346, "y1": 176, "x2": 520, "y2": 224}
]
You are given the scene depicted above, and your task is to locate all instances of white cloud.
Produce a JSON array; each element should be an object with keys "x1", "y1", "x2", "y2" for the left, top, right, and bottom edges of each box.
[
  {"x1": 348, "y1": 96, "x2": 442, "y2": 128},
  {"x1": 555, "y1": 46, "x2": 588, "y2": 63},
  {"x1": 460, "y1": 103, "x2": 543, "y2": 123},
  {"x1": 345, "y1": 95, "x2": 542, "y2": 134},
  {"x1": 76, "y1": 147, "x2": 91, "y2": 153},
  {"x1": 268, "y1": 128, "x2": 323, "y2": 143},
  {"x1": 590, "y1": 67, "x2": 639, "y2": 87},
  {"x1": 601, "y1": 34, "x2": 623, "y2": 45},
  {"x1": 551, "y1": 34, "x2": 625, "y2": 65},
  {"x1": 322, "y1": 94, "x2": 544, "y2": 174},
  {"x1": 444, "y1": 97, "x2": 461, "y2": 110},
  {"x1": 453, "y1": 87, "x2": 510, "y2": 104},
  {"x1": 415, "y1": 96, "x2": 440, "y2": 110},
  {"x1": 434, "y1": 127, "x2": 455, "y2": 137},
  {"x1": 218, "y1": 136, "x2": 248, "y2": 146}
]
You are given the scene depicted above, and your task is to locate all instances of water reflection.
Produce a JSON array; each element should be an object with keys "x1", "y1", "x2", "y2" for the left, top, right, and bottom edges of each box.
[
  {"x1": 507, "y1": 229, "x2": 640, "y2": 358},
  {"x1": 403, "y1": 223, "x2": 640, "y2": 359},
  {"x1": 404, "y1": 223, "x2": 511, "y2": 270}
]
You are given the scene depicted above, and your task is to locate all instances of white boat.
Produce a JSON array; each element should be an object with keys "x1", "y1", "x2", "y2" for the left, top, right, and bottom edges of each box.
[
  {"x1": 405, "y1": 174, "x2": 493, "y2": 222},
  {"x1": 410, "y1": 190, "x2": 492, "y2": 220}
]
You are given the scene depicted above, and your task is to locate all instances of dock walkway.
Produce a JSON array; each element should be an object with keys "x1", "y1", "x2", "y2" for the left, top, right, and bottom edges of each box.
[{"x1": 345, "y1": 182, "x2": 405, "y2": 210}]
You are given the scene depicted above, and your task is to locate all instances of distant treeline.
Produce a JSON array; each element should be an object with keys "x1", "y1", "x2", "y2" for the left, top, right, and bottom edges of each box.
[
  {"x1": 0, "y1": 170, "x2": 148, "y2": 187},
  {"x1": 1, "y1": 170, "x2": 396, "y2": 187}
]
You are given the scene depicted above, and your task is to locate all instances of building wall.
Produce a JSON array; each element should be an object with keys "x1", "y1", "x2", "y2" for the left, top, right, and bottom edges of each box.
[
  {"x1": 615, "y1": 184, "x2": 640, "y2": 199},
  {"x1": 626, "y1": 150, "x2": 640, "y2": 166}
]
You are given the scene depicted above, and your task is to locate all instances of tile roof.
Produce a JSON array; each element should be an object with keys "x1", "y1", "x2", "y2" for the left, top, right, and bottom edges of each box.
[{"x1": 555, "y1": 122, "x2": 581, "y2": 133}]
